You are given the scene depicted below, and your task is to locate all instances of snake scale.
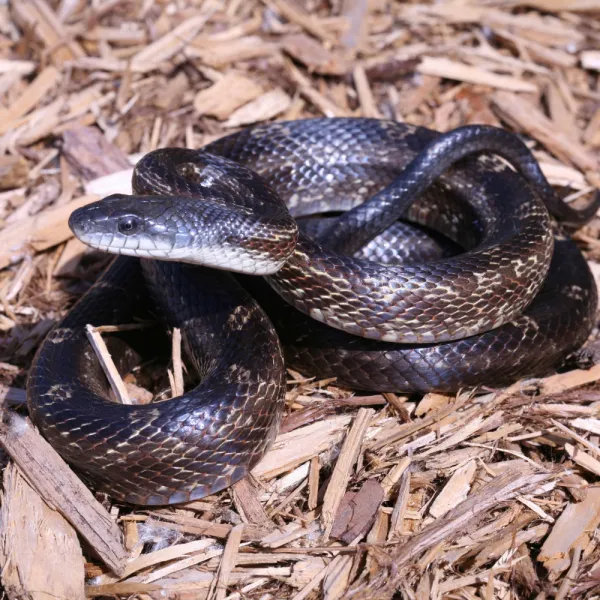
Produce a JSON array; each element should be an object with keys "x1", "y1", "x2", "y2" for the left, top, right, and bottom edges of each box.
[{"x1": 27, "y1": 118, "x2": 599, "y2": 504}]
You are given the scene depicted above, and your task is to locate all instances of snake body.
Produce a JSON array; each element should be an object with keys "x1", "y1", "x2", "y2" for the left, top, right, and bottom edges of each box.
[{"x1": 27, "y1": 118, "x2": 598, "y2": 504}]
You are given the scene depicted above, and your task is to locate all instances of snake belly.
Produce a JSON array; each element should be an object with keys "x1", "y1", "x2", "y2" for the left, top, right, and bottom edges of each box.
[{"x1": 27, "y1": 118, "x2": 598, "y2": 504}]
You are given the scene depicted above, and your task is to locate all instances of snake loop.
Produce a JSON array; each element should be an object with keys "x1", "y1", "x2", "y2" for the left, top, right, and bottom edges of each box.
[{"x1": 27, "y1": 118, "x2": 598, "y2": 504}]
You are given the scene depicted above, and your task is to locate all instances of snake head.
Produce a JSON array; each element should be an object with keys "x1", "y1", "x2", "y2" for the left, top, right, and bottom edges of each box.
[
  {"x1": 69, "y1": 185, "x2": 298, "y2": 276},
  {"x1": 69, "y1": 194, "x2": 181, "y2": 259}
]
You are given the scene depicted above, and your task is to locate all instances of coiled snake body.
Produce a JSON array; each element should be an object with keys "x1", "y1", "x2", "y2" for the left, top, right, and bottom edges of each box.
[{"x1": 27, "y1": 118, "x2": 598, "y2": 504}]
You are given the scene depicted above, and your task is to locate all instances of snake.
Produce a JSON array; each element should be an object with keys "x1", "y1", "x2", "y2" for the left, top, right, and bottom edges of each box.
[{"x1": 26, "y1": 118, "x2": 599, "y2": 505}]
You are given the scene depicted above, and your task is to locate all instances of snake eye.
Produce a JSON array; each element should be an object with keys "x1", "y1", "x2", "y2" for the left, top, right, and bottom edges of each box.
[{"x1": 118, "y1": 216, "x2": 140, "y2": 235}]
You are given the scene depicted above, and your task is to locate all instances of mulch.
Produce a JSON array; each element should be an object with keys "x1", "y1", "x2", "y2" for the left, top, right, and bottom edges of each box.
[{"x1": 0, "y1": 1, "x2": 600, "y2": 599}]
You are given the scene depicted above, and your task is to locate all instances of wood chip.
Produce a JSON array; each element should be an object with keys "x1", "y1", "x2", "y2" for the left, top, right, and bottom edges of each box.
[
  {"x1": 193, "y1": 74, "x2": 264, "y2": 119},
  {"x1": 224, "y1": 88, "x2": 292, "y2": 128},
  {"x1": 281, "y1": 34, "x2": 348, "y2": 75},
  {"x1": 266, "y1": 0, "x2": 334, "y2": 42},
  {"x1": 417, "y1": 57, "x2": 538, "y2": 92},
  {"x1": 0, "y1": 463, "x2": 85, "y2": 599},
  {"x1": 538, "y1": 486, "x2": 600, "y2": 579},
  {"x1": 211, "y1": 524, "x2": 244, "y2": 600},
  {"x1": 0, "y1": 412, "x2": 127, "y2": 575},
  {"x1": 253, "y1": 415, "x2": 353, "y2": 479},
  {"x1": 130, "y1": 14, "x2": 212, "y2": 73},
  {"x1": 0, "y1": 66, "x2": 61, "y2": 123},
  {"x1": 492, "y1": 91, "x2": 598, "y2": 172},
  {"x1": 582, "y1": 51, "x2": 600, "y2": 72},
  {"x1": 429, "y1": 460, "x2": 477, "y2": 519},
  {"x1": 322, "y1": 408, "x2": 374, "y2": 539},
  {"x1": 0, "y1": 155, "x2": 29, "y2": 190},
  {"x1": 566, "y1": 443, "x2": 600, "y2": 476},
  {"x1": 0, "y1": 194, "x2": 99, "y2": 270},
  {"x1": 61, "y1": 126, "x2": 131, "y2": 181},
  {"x1": 330, "y1": 479, "x2": 384, "y2": 543}
]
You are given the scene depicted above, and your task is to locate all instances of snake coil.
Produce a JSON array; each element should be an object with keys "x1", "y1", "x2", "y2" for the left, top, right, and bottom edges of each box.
[{"x1": 27, "y1": 118, "x2": 598, "y2": 504}]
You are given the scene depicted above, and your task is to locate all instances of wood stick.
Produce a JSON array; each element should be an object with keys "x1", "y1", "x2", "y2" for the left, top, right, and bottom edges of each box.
[{"x1": 0, "y1": 411, "x2": 127, "y2": 575}]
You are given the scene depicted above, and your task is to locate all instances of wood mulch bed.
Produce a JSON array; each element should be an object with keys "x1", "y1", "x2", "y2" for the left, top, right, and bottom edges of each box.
[{"x1": 0, "y1": 0, "x2": 600, "y2": 598}]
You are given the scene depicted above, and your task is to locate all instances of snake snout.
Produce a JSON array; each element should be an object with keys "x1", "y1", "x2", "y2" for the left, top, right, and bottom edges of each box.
[{"x1": 69, "y1": 206, "x2": 93, "y2": 238}]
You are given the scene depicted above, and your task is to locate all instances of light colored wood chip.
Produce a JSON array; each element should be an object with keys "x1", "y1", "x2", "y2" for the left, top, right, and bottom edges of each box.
[
  {"x1": 572, "y1": 418, "x2": 600, "y2": 436},
  {"x1": 417, "y1": 415, "x2": 485, "y2": 458},
  {"x1": 322, "y1": 408, "x2": 374, "y2": 539},
  {"x1": 474, "y1": 522, "x2": 549, "y2": 568},
  {"x1": 224, "y1": 88, "x2": 292, "y2": 128},
  {"x1": 492, "y1": 91, "x2": 598, "y2": 172},
  {"x1": 261, "y1": 521, "x2": 321, "y2": 549},
  {"x1": 211, "y1": 524, "x2": 244, "y2": 600},
  {"x1": 122, "y1": 538, "x2": 216, "y2": 579},
  {"x1": 0, "y1": 411, "x2": 127, "y2": 575},
  {"x1": 232, "y1": 476, "x2": 272, "y2": 525},
  {"x1": 193, "y1": 74, "x2": 264, "y2": 119},
  {"x1": 340, "y1": 0, "x2": 369, "y2": 53},
  {"x1": 171, "y1": 327, "x2": 184, "y2": 397},
  {"x1": 323, "y1": 555, "x2": 353, "y2": 600},
  {"x1": 0, "y1": 194, "x2": 99, "y2": 270},
  {"x1": 190, "y1": 36, "x2": 277, "y2": 68},
  {"x1": 0, "y1": 462, "x2": 85, "y2": 599},
  {"x1": 0, "y1": 59, "x2": 36, "y2": 75},
  {"x1": 417, "y1": 56, "x2": 538, "y2": 92},
  {"x1": 538, "y1": 486, "x2": 600, "y2": 579},
  {"x1": 537, "y1": 363, "x2": 600, "y2": 395},
  {"x1": 12, "y1": 0, "x2": 85, "y2": 65},
  {"x1": 354, "y1": 65, "x2": 381, "y2": 118},
  {"x1": 429, "y1": 460, "x2": 477, "y2": 519},
  {"x1": 266, "y1": 0, "x2": 334, "y2": 42},
  {"x1": 253, "y1": 415, "x2": 353, "y2": 479},
  {"x1": 582, "y1": 51, "x2": 600, "y2": 72},
  {"x1": 85, "y1": 325, "x2": 131, "y2": 404},
  {"x1": 415, "y1": 393, "x2": 452, "y2": 416},
  {"x1": 518, "y1": 0, "x2": 600, "y2": 10},
  {"x1": 286, "y1": 61, "x2": 351, "y2": 117},
  {"x1": 381, "y1": 457, "x2": 411, "y2": 498},
  {"x1": 141, "y1": 547, "x2": 224, "y2": 584},
  {"x1": 281, "y1": 33, "x2": 348, "y2": 75},
  {"x1": 130, "y1": 14, "x2": 212, "y2": 73},
  {"x1": 308, "y1": 455, "x2": 320, "y2": 511},
  {"x1": 0, "y1": 66, "x2": 61, "y2": 123},
  {"x1": 388, "y1": 471, "x2": 410, "y2": 541},
  {"x1": 85, "y1": 168, "x2": 134, "y2": 196},
  {"x1": 565, "y1": 443, "x2": 600, "y2": 476}
]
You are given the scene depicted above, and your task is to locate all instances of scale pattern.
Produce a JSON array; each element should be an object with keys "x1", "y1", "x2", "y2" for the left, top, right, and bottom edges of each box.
[{"x1": 27, "y1": 118, "x2": 598, "y2": 504}]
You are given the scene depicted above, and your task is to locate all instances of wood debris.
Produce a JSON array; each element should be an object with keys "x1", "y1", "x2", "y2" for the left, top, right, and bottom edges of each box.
[{"x1": 0, "y1": 0, "x2": 600, "y2": 599}]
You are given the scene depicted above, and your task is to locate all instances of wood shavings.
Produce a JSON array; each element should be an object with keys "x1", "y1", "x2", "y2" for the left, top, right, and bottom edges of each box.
[
  {"x1": 428, "y1": 460, "x2": 477, "y2": 519},
  {"x1": 193, "y1": 74, "x2": 264, "y2": 119},
  {"x1": 417, "y1": 56, "x2": 539, "y2": 92},
  {"x1": 321, "y1": 408, "x2": 373, "y2": 539},
  {"x1": 538, "y1": 486, "x2": 600, "y2": 580},
  {"x1": 224, "y1": 88, "x2": 292, "y2": 128},
  {"x1": 492, "y1": 91, "x2": 598, "y2": 172},
  {"x1": 0, "y1": 463, "x2": 86, "y2": 600},
  {"x1": 2, "y1": 1, "x2": 600, "y2": 598},
  {"x1": 0, "y1": 412, "x2": 127, "y2": 575},
  {"x1": 281, "y1": 34, "x2": 348, "y2": 75},
  {"x1": 130, "y1": 15, "x2": 213, "y2": 74}
]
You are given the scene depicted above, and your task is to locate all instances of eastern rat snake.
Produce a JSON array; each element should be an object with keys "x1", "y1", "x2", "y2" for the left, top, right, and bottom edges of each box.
[{"x1": 27, "y1": 118, "x2": 598, "y2": 504}]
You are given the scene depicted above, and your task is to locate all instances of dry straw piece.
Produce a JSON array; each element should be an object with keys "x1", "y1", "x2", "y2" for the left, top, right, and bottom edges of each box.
[{"x1": 0, "y1": 0, "x2": 599, "y2": 599}]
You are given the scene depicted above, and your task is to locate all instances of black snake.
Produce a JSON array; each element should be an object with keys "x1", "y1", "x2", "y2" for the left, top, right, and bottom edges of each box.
[{"x1": 27, "y1": 118, "x2": 598, "y2": 504}]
